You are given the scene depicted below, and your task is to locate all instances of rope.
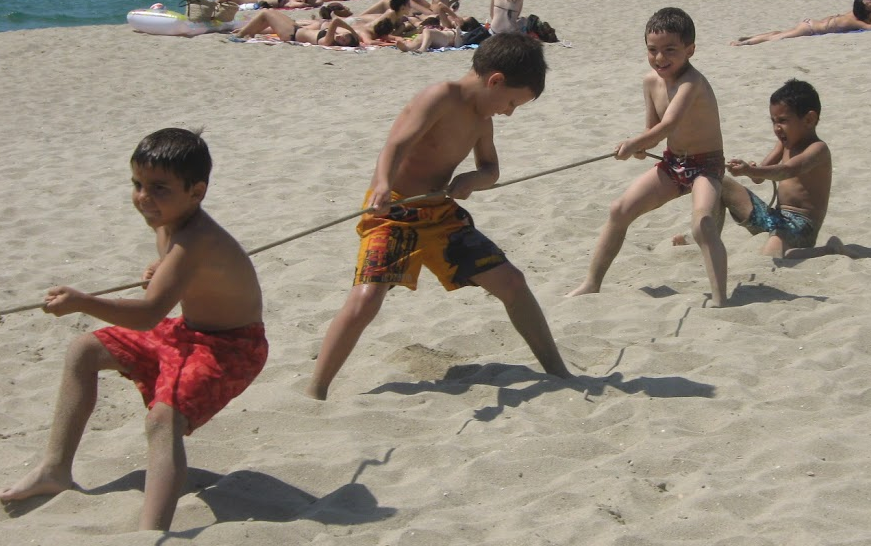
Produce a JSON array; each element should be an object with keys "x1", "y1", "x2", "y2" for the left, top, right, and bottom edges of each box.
[{"x1": 1, "y1": 150, "x2": 651, "y2": 317}]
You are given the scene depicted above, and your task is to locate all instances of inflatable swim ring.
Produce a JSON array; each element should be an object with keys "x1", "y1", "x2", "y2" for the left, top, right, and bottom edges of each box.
[{"x1": 127, "y1": 8, "x2": 250, "y2": 36}]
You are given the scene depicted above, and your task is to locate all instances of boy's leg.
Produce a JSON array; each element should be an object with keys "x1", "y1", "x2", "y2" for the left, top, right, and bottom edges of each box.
[
  {"x1": 567, "y1": 167, "x2": 680, "y2": 297},
  {"x1": 0, "y1": 333, "x2": 123, "y2": 502},
  {"x1": 140, "y1": 402, "x2": 188, "y2": 531},
  {"x1": 690, "y1": 176, "x2": 728, "y2": 307},
  {"x1": 305, "y1": 283, "x2": 391, "y2": 400},
  {"x1": 473, "y1": 263, "x2": 572, "y2": 378},
  {"x1": 720, "y1": 176, "x2": 754, "y2": 223}
]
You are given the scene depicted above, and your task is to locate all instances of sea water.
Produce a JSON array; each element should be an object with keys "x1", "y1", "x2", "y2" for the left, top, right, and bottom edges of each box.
[{"x1": 0, "y1": 0, "x2": 175, "y2": 33}]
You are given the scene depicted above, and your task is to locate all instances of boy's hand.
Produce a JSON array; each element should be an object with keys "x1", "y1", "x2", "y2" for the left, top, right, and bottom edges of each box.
[
  {"x1": 366, "y1": 185, "x2": 393, "y2": 215},
  {"x1": 447, "y1": 173, "x2": 476, "y2": 200},
  {"x1": 726, "y1": 159, "x2": 761, "y2": 181},
  {"x1": 43, "y1": 286, "x2": 85, "y2": 317},
  {"x1": 615, "y1": 140, "x2": 641, "y2": 161},
  {"x1": 142, "y1": 260, "x2": 162, "y2": 284}
]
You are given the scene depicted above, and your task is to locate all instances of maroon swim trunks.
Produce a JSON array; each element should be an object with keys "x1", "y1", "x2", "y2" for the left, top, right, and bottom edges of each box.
[
  {"x1": 657, "y1": 148, "x2": 725, "y2": 195},
  {"x1": 94, "y1": 317, "x2": 268, "y2": 434}
]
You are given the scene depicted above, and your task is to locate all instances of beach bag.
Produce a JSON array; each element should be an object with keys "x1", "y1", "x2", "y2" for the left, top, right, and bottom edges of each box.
[
  {"x1": 525, "y1": 14, "x2": 559, "y2": 43},
  {"x1": 462, "y1": 25, "x2": 491, "y2": 46}
]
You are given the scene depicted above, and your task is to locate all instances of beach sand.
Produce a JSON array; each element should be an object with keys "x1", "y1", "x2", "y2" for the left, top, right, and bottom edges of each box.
[{"x1": 2, "y1": 0, "x2": 871, "y2": 543}]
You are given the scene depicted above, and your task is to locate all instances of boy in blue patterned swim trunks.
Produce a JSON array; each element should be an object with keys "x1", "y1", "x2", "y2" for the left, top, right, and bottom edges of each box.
[{"x1": 722, "y1": 79, "x2": 856, "y2": 259}]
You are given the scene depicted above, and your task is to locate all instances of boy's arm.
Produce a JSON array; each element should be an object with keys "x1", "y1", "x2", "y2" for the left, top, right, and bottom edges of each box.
[
  {"x1": 43, "y1": 234, "x2": 194, "y2": 330},
  {"x1": 617, "y1": 75, "x2": 694, "y2": 159},
  {"x1": 369, "y1": 84, "x2": 453, "y2": 211},
  {"x1": 728, "y1": 140, "x2": 828, "y2": 182},
  {"x1": 447, "y1": 120, "x2": 499, "y2": 199},
  {"x1": 727, "y1": 141, "x2": 783, "y2": 184}
]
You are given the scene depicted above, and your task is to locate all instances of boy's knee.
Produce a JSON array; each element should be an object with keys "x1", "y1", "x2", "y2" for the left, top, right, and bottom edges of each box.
[
  {"x1": 607, "y1": 198, "x2": 637, "y2": 225},
  {"x1": 490, "y1": 266, "x2": 530, "y2": 304},
  {"x1": 66, "y1": 333, "x2": 113, "y2": 372},
  {"x1": 346, "y1": 284, "x2": 388, "y2": 320},
  {"x1": 144, "y1": 404, "x2": 187, "y2": 440}
]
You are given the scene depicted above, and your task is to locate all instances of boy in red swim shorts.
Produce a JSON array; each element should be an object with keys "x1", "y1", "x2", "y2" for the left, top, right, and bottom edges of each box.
[{"x1": 0, "y1": 128, "x2": 268, "y2": 532}]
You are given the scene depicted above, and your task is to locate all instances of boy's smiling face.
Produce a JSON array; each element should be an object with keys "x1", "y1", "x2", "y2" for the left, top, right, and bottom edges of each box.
[
  {"x1": 646, "y1": 31, "x2": 694, "y2": 80},
  {"x1": 131, "y1": 163, "x2": 204, "y2": 231}
]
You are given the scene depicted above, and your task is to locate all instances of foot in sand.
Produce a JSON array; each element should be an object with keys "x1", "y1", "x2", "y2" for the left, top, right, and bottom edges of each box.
[
  {"x1": 565, "y1": 281, "x2": 599, "y2": 298},
  {"x1": 672, "y1": 233, "x2": 690, "y2": 246},
  {"x1": 0, "y1": 465, "x2": 73, "y2": 502}
]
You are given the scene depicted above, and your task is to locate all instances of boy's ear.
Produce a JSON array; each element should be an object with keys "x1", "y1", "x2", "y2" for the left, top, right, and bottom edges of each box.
[
  {"x1": 686, "y1": 43, "x2": 696, "y2": 58},
  {"x1": 191, "y1": 180, "x2": 208, "y2": 202},
  {"x1": 486, "y1": 72, "x2": 506, "y2": 88},
  {"x1": 803, "y1": 110, "x2": 820, "y2": 127}
]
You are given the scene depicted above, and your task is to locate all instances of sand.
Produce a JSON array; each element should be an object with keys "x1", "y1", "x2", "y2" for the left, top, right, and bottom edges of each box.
[{"x1": 2, "y1": 0, "x2": 871, "y2": 543}]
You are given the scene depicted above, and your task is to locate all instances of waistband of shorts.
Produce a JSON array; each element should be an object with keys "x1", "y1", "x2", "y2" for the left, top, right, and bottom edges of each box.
[
  {"x1": 662, "y1": 148, "x2": 725, "y2": 162},
  {"x1": 178, "y1": 317, "x2": 266, "y2": 338},
  {"x1": 362, "y1": 189, "x2": 454, "y2": 209}
]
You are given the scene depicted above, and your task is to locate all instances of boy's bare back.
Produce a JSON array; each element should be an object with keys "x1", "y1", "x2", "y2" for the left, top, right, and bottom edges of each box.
[
  {"x1": 370, "y1": 79, "x2": 496, "y2": 201},
  {"x1": 154, "y1": 210, "x2": 262, "y2": 331},
  {"x1": 644, "y1": 64, "x2": 723, "y2": 156}
]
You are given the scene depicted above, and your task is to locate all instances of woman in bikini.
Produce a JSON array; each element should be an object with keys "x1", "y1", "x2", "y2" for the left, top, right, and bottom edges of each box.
[
  {"x1": 395, "y1": 2, "x2": 480, "y2": 52},
  {"x1": 232, "y1": 9, "x2": 360, "y2": 46},
  {"x1": 731, "y1": 0, "x2": 871, "y2": 45}
]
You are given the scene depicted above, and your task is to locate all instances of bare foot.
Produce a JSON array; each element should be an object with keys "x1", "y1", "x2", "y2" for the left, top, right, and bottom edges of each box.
[
  {"x1": 565, "y1": 281, "x2": 599, "y2": 298},
  {"x1": 304, "y1": 383, "x2": 328, "y2": 401},
  {"x1": 672, "y1": 233, "x2": 689, "y2": 246},
  {"x1": 0, "y1": 465, "x2": 72, "y2": 502},
  {"x1": 394, "y1": 39, "x2": 411, "y2": 52}
]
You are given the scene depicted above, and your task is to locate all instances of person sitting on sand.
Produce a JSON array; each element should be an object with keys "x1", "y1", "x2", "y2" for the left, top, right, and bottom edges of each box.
[
  {"x1": 715, "y1": 79, "x2": 857, "y2": 259},
  {"x1": 731, "y1": 0, "x2": 871, "y2": 46}
]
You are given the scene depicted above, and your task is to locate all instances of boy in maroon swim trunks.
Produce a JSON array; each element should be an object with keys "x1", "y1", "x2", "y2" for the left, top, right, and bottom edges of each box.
[
  {"x1": 567, "y1": 7, "x2": 728, "y2": 307},
  {"x1": 0, "y1": 128, "x2": 268, "y2": 532}
]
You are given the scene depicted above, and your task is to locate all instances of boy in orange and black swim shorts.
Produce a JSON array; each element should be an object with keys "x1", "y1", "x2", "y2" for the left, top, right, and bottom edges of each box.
[
  {"x1": 306, "y1": 34, "x2": 574, "y2": 401},
  {"x1": 355, "y1": 191, "x2": 507, "y2": 289},
  {"x1": 0, "y1": 128, "x2": 267, "y2": 532}
]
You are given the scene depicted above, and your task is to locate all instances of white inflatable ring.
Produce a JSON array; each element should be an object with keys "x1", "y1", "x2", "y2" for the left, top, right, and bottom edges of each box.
[{"x1": 127, "y1": 8, "x2": 246, "y2": 36}]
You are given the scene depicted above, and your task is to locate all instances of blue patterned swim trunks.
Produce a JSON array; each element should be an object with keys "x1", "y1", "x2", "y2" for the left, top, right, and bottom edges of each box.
[{"x1": 736, "y1": 188, "x2": 819, "y2": 248}]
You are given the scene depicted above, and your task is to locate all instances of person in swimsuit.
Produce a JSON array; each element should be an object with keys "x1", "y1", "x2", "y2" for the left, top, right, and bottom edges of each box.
[
  {"x1": 730, "y1": 0, "x2": 871, "y2": 45},
  {"x1": 395, "y1": 3, "x2": 482, "y2": 52},
  {"x1": 232, "y1": 8, "x2": 360, "y2": 45},
  {"x1": 305, "y1": 33, "x2": 574, "y2": 401},
  {"x1": 720, "y1": 79, "x2": 858, "y2": 259},
  {"x1": 567, "y1": 8, "x2": 729, "y2": 307},
  {"x1": 0, "y1": 129, "x2": 268, "y2": 531},
  {"x1": 489, "y1": 0, "x2": 523, "y2": 33}
]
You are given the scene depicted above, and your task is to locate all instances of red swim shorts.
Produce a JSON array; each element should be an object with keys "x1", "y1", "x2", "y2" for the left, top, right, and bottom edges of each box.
[{"x1": 93, "y1": 317, "x2": 268, "y2": 434}]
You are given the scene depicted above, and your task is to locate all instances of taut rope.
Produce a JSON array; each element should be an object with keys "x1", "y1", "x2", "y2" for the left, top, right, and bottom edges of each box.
[{"x1": 2, "y1": 150, "x2": 657, "y2": 317}]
